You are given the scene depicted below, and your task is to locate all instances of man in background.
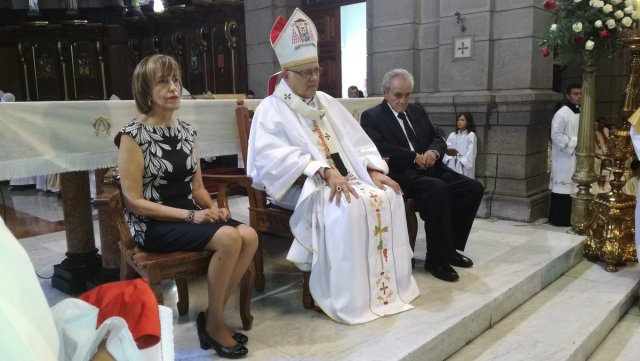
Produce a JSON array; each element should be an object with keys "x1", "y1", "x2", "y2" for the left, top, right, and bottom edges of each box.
[
  {"x1": 549, "y1": 83, "x2": 581, "y2": 227},
  {"x1": 348, "y1": 85, "x2": 364, "y2": 98}
]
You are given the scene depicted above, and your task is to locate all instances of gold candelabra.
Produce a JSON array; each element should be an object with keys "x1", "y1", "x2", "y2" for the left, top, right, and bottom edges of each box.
[{"x1": 581, "y1": 26, "x2": 639, "y2": 272}]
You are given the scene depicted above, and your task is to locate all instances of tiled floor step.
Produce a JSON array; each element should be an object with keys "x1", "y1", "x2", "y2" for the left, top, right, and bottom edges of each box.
[
  {"x1": 447, "y1": 260, "x2": 640, "y2": 361},
  {"x1": 588, "y1": 299, "x2": 640, "y2": 361}
]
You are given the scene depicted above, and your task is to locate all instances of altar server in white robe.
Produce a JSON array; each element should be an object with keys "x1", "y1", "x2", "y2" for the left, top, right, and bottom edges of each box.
[
  {"x1": 444, "y1": 112, "x2": 477, "y2": 179},
  {"x1": 246, "y1": 8, "x2": 419, "y2": 325},
  {"x1": 549, "y1": 83, "x2": 581, "y2": 227}
]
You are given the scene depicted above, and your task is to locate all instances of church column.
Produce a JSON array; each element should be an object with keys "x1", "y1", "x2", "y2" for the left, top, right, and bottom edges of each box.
[
  {"x1": 484, "y1": 2, "x2": 559, "y2": 221},
  {"x1": 244, "y1": 0, "x2": 301, "y2": 98},
  {"x1": 367, "y1": 0, "x2": 423, "y2": 93},
  {"x1": 52, "y1": 171, "x2": 101, "y2": 294}
]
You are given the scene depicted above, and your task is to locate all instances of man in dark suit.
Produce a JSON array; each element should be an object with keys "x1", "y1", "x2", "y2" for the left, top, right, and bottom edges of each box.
[{"x1": 361, "y1": 69, "x2": 484, "y2": 282}]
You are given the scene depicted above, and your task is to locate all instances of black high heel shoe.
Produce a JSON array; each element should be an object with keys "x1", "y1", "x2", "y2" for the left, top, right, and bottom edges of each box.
[
  {"x1": 198, "y1": 327, "x2": 248, "y2": 359},
  {"x1": 197, "y1": 312, "x2": 248, "y2": 344}
]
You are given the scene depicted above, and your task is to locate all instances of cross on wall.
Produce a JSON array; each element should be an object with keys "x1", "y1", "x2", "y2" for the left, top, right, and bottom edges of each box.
[
  {"x1": 454, "y1": 36, "x2": 473, "y2": 59},
  {"x1": 457, "y1": 41, "x2": 469, "y2": 55}
]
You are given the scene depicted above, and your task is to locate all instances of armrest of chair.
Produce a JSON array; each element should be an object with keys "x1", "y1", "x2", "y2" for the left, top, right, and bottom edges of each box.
[{"x1": 201, "y1": 174, "x2": 253, "y2": 209}]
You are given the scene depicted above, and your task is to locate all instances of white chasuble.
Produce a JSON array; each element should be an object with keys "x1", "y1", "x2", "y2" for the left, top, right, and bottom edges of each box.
[{"x1": 247, "y1": 81, "x2": 419, "y2": 324}]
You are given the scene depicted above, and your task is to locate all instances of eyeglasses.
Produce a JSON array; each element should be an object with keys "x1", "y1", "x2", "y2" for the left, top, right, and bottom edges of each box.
[{"x1": 288, "y1": 67, "x2": 323, "y2": 80}]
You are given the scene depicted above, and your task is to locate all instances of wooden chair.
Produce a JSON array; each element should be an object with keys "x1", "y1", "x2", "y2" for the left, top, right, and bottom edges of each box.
[
  {"x1": 235, "y1": 99, "x2": 418, "y2": 309},
  {"x1": 95, "y1": 174, "x2": 255, "y2": 330}
]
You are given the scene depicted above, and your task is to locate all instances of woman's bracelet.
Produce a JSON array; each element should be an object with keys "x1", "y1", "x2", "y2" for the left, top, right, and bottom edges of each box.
[{"x1": 187, "y1": 210, "x2": 195, "y2": 224}]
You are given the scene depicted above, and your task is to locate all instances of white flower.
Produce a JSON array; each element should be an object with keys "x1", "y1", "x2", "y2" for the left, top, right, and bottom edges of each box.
[
  {"x1": 574, "y1": 0, "x2": 582, "y2": 3},
  {"x1": 586, "y1": 40, "x2": 595, "y2": 50},
  {"x1": 625, "y1": 0, "x2": 633, "y2": 7},
  {"x1": 593, "y1": 0, "x2": 604, "y2": 8},
  {"x1": 606, "y1": 18, "x2": 617, "y2": 28},
  {"x1": 622, "y1": 16, "x2": 633, "y2": 26},
  {"x1": 550, "y1": 24, "x2": 557, "y2": 31},
  {"x1": 615, "y1": 10, "x2": 625, "y2": 18},
  {"x1": 611, "y1": 0, "x2": 622, "y2": 4},
  {"x1": 572, "y1": 22, "x2": 583, "y2": 32},
  {"x1": 634, "y1": 11, "x2": 640, "y2": 20},
  {"x1": 624, "y1": 6, "x2": 634, "y2": 14},
  {"x1": 595, "y1": 19, "x2": 604, "y2": 28},
  {"x1": 603, "y1": 4, "x2": 614, "y2": 13}
]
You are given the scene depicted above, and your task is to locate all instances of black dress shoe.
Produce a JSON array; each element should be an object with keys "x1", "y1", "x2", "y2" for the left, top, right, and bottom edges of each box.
[
  {"x1": 447, "y1": 251, "x2": 473, "y2": 268},
  {"x1": 424, "y1": 258, "x2": 459, "y2": 282},
  {"x1": 197, "y1": 312, "x2": 248, "y2": 344},
  {"x1": 198, "y1": 326, "x2": 249, "y2": 359}
]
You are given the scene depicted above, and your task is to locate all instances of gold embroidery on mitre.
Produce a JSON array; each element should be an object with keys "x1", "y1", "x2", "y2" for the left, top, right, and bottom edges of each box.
[{"x1": 281, "y1": 56, "x2": 319, "y2": 69}]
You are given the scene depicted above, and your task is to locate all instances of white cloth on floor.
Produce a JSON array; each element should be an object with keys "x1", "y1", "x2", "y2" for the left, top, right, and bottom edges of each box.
[
  {"x1": 0, "y1": 217, "x2": 59, "y2": 361},
  {"x1": 51, "y1": 299, "x2": 142, "y2": 361},
  {"x1": 0, "y1": 217, "x2": 174, "y2": 361}
]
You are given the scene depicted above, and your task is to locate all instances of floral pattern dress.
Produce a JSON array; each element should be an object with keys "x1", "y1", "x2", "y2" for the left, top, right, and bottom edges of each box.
[{"x1": 119, "y1": 119, "x2": 239, "y2": 252}]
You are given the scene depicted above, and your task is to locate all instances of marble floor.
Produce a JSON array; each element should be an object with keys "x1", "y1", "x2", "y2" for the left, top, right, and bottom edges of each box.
[{"x1": 2, "y1": 183, "x2": 638, "y2": 360}]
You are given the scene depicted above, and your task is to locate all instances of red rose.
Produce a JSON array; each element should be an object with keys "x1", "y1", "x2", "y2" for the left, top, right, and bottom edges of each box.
[
  {"x1": 574, "y1": 35, "x2": 584, "y2": 44},
  {"x1": 600, "y1": 29, "x2": 610, "y2": 39},
  {"x1": 543, "y1": 0, "x2": 557, "y2": 10},
  {"x1": 541, "y1": 47, "x2": 550, "y2": 57}
]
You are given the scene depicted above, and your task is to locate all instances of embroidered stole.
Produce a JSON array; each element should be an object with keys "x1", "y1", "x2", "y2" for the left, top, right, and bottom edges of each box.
[{"x1": 275, "y1": 86, "x2": 350, "y2": 176}]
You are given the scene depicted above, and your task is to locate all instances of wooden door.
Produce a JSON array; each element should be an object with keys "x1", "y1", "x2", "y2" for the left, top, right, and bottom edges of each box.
[
  {"x1": 302, "y1": 7, "x2": 341, "y2": 97},
  {"x1": 302, "y1": 0, "x2": 366, "y2": 98}
]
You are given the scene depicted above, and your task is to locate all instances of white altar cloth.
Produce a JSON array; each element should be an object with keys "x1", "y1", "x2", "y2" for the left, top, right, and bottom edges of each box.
[
  {"x1": 0, "y1": 97, "x2": 381, "y2": 181},
  {"x1": 0, "y1": 99, "x2": 253, "y2": 181}
]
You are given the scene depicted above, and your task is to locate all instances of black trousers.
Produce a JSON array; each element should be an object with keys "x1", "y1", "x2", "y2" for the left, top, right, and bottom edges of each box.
[
  {"x1": 548, "y1": 192, "x2": 572, "y2": 227},
  {"x1": 408, "y1": 167, "x2": 484, "y2": 259}
]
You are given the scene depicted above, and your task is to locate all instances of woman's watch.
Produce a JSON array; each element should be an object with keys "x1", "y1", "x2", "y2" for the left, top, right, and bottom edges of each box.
[{"x1": 187, "y1": 210, "x2": 195, "y2": 224}]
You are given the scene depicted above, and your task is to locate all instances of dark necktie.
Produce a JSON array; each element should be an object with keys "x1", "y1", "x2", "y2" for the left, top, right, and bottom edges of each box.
[{"x1": 398, "y1": 112, "x2": 418, "y2": 149}]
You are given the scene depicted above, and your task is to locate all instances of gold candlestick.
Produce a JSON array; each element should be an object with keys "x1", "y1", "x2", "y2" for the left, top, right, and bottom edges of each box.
[{"x1": 581, "y1": 25, "x2": 639, "y2": 271}]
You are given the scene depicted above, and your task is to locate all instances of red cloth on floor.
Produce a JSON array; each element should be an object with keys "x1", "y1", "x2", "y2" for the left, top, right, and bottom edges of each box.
[{"x1": 79, "y1": 278, "x2": 161, "y2": 349}]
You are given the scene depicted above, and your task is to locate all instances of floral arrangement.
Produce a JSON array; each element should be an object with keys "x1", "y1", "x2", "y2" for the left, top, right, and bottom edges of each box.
[{"x1": 539, "y1": 0, "x2": 640, "y2": 63}]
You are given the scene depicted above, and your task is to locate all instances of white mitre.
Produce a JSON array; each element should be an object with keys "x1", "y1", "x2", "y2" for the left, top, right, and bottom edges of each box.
[{"x1": 270, "y1": 8, "x2": 319, "y2": 68}]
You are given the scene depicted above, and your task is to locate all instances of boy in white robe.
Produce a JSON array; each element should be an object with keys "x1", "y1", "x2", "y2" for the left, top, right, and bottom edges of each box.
[
  {"x1": 246, "y1": 8, "x2": 419, "y2": 325},
  {"x1": 549, "y1": 84, "x2": 581, "y2": 226}
]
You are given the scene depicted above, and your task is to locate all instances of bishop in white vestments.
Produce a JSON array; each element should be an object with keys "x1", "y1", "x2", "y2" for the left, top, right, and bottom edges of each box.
[{"x1": 246, "y1": 8, "x2": 419, "y2": 325}]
